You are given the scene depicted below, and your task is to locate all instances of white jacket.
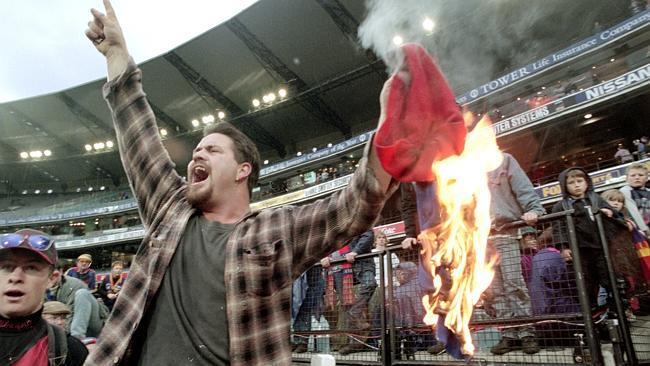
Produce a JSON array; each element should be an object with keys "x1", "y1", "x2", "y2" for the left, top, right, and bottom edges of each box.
[{"x1": 620, "y1": 185, "x2": 650, "y2": 235}]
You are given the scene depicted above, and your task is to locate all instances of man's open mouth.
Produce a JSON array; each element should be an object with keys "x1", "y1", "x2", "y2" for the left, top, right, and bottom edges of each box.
[
  {"x1": 192, "y1": 166, "x2": 209, "y2": 184},
  {"x1": 4, "y1": 290, "x2": 25, "y2": 299}
]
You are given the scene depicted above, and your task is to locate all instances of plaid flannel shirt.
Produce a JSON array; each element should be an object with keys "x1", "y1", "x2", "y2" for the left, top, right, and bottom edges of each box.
[{"x1": 85, "y1": 60, "x2": 396, "y2": 365}]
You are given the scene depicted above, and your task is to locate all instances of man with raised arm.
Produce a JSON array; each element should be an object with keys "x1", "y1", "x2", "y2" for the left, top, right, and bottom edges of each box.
[{"x1": 84, "y1": 1, "x2": 397, "y2": 365}]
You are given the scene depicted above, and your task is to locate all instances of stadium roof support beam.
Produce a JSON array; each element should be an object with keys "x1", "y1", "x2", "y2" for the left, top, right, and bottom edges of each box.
[
  {"x1": 234, "y1": 61, "x2": 380, "y2": 120},
  {"x1": 226, "y1": 18, "x2": 352, "y2": 138},
  {"x1": 58, "y1": 93, "x2": 115, "y2": 136},
  {"x1": 314, "y1": 0, "x2": 385, "y2": 71},
  {"x1": 163, "y1": 51, "x2": 287, "y2": 157},
  {"x1": 6, "y1": 107, "x2": 117, "y2": 183},
  {"x1": 150, "y1": 102, "x2": 188, "y2": 134}
]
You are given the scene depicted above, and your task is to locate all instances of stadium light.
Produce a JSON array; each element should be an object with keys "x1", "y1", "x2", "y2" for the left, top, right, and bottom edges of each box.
[
  {"x1": 191, "y1": 119, "x2": 200, "y2": 127},
  {"x1": 106, "y1": 140, "x2": 114, "y2": 148},
  {"x1": 160, "y1": 128, "x2": 168, "y2": 137},
  {"x1": 29, "y1": 151, "x2": 43, "y2": 158},
  {"x1": 252, "y1": 99, "x2": 260, "y2": 107},
  {"x1": 19, "y1": 152, "x2": 29, "y2": 159},
  {"x1": 278, "y1": 89, "x2": 287, "y2": 98},
  {"x1": 422, "y1": 18, "x2": 435, "y2": 32},
  {"x1": 84, "y1": 144, "x2": 92, "y2": 152},
  {"x1": 43, "y1": 150, "x2": 52, "y2": 157},
  {"x1": 217, "y1": 111, "x2": 226, "y2": 120}
]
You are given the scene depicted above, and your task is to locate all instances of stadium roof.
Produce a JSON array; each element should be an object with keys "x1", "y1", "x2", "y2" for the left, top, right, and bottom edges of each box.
[{"x1": 0, "y1": 0, "x2": 631, "y2": 194}]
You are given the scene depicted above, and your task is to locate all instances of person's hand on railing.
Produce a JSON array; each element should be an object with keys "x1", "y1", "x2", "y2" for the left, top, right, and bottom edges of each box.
[
  {"x1": 344, "y1": 251, "x2": 358, "y2": 263},
  {"x1": 319, "y1": 257, "x2": 331, "y2": 268},
  {"x1": 599, "y1": 207, "x2": 613, "y2": 218},
  {"x1": 401, "y1": 237, "x2": 418, "y2": 250},
  {"x1": 520, "y1": 211, "x2": 539, "y2": 225}
]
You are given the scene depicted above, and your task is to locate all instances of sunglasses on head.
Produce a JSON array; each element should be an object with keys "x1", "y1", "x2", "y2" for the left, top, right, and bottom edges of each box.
[{"x1": 0, "y1": 233, "x2": 53, "y2": 251}]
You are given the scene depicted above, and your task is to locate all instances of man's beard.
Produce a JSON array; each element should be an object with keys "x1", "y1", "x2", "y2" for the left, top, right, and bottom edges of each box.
[{"x1": 186, "y1": 185, "x2": 210, "y2": 209}]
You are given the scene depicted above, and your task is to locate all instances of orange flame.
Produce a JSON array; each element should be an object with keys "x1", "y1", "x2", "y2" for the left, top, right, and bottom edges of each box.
[{"x1": 419, "y1": 115, "x2": 502, "y2": 355}]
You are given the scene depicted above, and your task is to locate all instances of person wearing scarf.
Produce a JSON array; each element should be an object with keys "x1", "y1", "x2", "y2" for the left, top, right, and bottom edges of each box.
[
  {"x1": 97, "y1": 261, "x2": 125, "y2": 311},
  {"x1": 1, "y1": 229, "x2": 88, "y2": 365}
]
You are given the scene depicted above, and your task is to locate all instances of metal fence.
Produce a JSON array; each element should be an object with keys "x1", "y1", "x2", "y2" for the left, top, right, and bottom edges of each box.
[{"x1": 291, "y1": 211, "x2": 650, "y2": 365}]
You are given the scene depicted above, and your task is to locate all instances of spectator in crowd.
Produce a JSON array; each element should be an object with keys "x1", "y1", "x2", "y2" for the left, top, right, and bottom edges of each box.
[
  {"x1": 47, "y1": 267, "x2": 104, "y2": 340},
  {"x1": 322, "y1": 230, "x2": 377, "y2": 355},
  {"x1": 393, "y1": 261, "x2": 429, "y2": 359},
  {"x1": 84, "y1": 1, "x2": 394, "y2": 364},
  {"x1": 552, "y1": 168, "x2": 616, "y2": 309},
  {"x1": 42, "y1": 301, "x2": 71, "y2": 331},
  {"x1": 633, "y1": 139, "x2": 647, "y2": 160},
  {"x1": 620, "y1": 163, "x2": 650, "y2": 237},
  {"x1": 96, "y1": 260, "x2": 125, "y2": 311},
  {"x1": 65, "y1": 254, "x2": 96, "y2": 292},
  {"x1": 614, "y1": 144, "x2": 634, "y2": 164},
  {"x1": 0, "y1": 229, "x2": 88, "y2": 365},
  {"x1": 521, "y1": 228, "x2": 580, "y2": 316},
  {"x1": 519, "y1": 226, "x2": 539, "y2": 286},
  {"x1": 600, "y1": 189, "x2": 650, "y2": 313},
  {"x1": 291, "y1": 266, "x2": 325, "y2": 354},
  {"x1": 372, "y1": 231, "x2": 399, "y2": 288},
  {"x1": 486, "y1": 153, "x2": 544, "y2": 355},
  {"x1": 630, "y1": 0, "x2": 648, "y2": 14},
  {"x1": 368, "y1": 230, "x2": 400, "y2": 349},
  {"x1": 526, "y1": 227, "x2": 581, "y2": 350}
]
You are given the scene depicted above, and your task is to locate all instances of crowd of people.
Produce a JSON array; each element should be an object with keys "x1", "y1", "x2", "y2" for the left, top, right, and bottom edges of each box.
[
  {"x1": 289, "y1": 159, "x2": 650, "y2": 360},
  {"x1": 1, "y1": 1, "x2": 649, "y2": 365}
]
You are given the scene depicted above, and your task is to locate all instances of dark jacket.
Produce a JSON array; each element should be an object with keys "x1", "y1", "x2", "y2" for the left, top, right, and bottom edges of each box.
[
  {"x1": 551, "y1": 167, "x2": 612, "y2": 249},
  {"x1": 347, "y1": 230, "x2": 376, "y2": 273}
]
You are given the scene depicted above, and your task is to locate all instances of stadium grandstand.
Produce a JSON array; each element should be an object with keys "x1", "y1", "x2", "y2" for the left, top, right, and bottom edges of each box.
[{"x1": 1, "y1": 0, "x2": 649, "y2": 365}]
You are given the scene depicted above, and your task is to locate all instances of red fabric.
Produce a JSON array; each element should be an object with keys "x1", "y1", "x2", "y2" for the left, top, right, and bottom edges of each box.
[
  {"x1": 324, "y1": 245, "x2": 355, "y2": 308},
  {"x1": 13, "y1": 335, "x2": 48, "y2": 366},
  {"x1": 633, "y1": 230, "x2": 650, "y2": 283},
  {"x1": 374, "y1": 43, "x2": 466, "y2": 182}
]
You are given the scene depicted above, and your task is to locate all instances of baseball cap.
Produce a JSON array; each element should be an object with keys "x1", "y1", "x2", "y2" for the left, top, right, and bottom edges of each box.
[
  {"x1": 0, "y1": 229, "x2": 57, "y2": 265},
  {"x1": 43, "y1": 301, "x2": 71, "y2": 316},
  {"x1": 77, "y1": 254, "x2": 92, "y2": 262}
]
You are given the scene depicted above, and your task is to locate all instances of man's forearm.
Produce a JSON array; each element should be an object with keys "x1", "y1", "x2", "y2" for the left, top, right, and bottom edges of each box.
[
  {"x1": 107, "y1": 49, "x2": 130, "y2": 82},
  {"x1": 368, "y1": 144, "x2": 393, "y2": 194}
]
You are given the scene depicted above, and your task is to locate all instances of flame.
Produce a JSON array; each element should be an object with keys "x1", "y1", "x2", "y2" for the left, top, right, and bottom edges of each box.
[{"x1": 419, "y1": 115, "x2": 502, "y2": 355}]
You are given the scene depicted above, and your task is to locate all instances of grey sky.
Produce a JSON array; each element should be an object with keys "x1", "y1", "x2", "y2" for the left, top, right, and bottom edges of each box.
[{"x1": 0, "y1": 0, "x2": 257, "y2": 103}]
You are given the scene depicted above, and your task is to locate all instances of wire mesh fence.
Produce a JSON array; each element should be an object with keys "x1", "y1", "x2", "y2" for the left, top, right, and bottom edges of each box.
[{"x1": 291, "y1": 211, "x2": 650, "y2": 365}]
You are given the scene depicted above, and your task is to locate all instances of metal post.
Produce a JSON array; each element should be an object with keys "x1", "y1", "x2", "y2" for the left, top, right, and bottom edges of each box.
[
  {"x1": 378, "y1": 250, "x2": 392, "y2": 366},
  {"x1": 385, "y1": 250, "x2": 396, "y2": 365},
  {"x1": 594, "y1": 212, "x2": 638, "y2": 365},
  {"x1": 566, "y1": 213, "x2": 605, "y2": 366}
]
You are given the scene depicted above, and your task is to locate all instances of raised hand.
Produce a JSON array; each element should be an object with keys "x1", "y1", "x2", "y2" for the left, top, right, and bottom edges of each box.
[{"x1": 85, "y1": 0, "x2": 130, "y2": 80}]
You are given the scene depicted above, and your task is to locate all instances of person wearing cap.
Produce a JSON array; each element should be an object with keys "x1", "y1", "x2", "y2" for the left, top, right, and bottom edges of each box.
[
  {"x1": 0, "y1": 229, "x2": 88, "y2": 365},
  {"x1": 48, "y1": 266, "x2": 104, "y2": 340},
  {"x1": 65, "y1": 254, "x2": 96, "y2": 292},
  {"x1": 42, "y1": 301, "x2": 71, "y2": 330}
]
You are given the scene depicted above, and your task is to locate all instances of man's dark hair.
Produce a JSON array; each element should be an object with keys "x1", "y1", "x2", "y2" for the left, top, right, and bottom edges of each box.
[{"x1": 203, "y1": 122, "x2": 261, "y2": 196}]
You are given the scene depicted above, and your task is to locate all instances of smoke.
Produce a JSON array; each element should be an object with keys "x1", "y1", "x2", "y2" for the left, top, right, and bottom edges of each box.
[{"x1": 358, "y1": 0, "x2": 628, "y2": 95}]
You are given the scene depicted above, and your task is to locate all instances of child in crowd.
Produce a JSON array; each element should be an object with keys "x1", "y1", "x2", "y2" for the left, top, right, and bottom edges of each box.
[
  {"x1": 600, "y1": 189, "x2": 650, "y2": 313},
  {"x1": 620, "y1": 163, "x2": 650, "y2": 237},
  {"x1": 552, "y1": 168, "x2": 615, "y2": 308}
]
